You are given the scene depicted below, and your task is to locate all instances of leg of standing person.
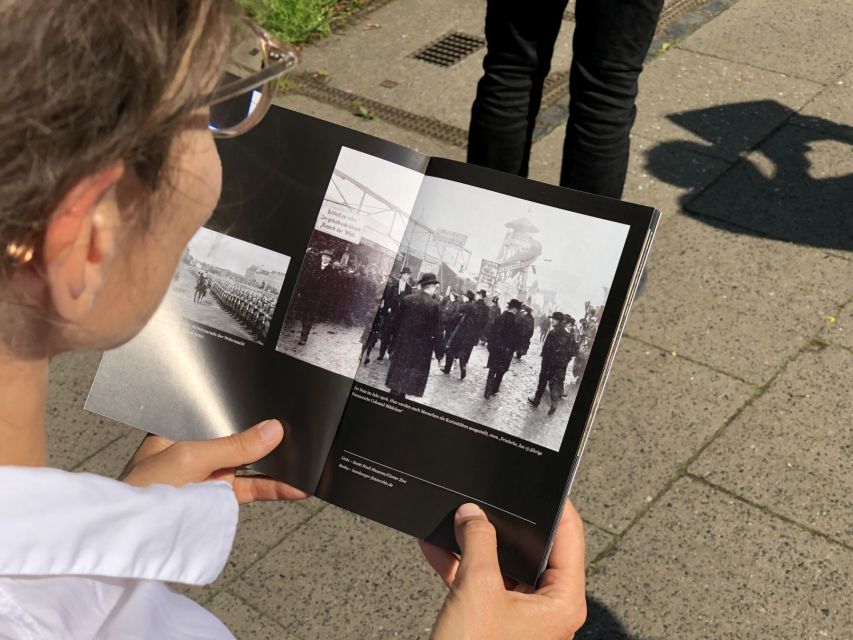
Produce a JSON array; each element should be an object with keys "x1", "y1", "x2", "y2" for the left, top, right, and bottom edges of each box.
[
  {"x1": 467, "y1": 0, "x2": 568, "y2": 176},
  {"x1": 528, "y1": 368, "x2": 549, "y2": 407},
  {"x1": 299, "y1": 306, "x2": 314, "y2": 344},
  {"x1": 547, "y1": 373, "x2": 562, "y2": 415},
  {"x1": 559, "y1": 0, "x2": 663, "y2": 197}
]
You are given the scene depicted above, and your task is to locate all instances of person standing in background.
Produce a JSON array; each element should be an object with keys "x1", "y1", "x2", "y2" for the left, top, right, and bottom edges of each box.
[{"x1": 468, "y1": 0, "x2": 663, "y2": 199}]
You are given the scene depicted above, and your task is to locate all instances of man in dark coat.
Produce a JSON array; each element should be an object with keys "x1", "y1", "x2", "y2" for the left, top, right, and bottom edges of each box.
[
  {"x1": 484, "y1": 298, "x2": 525, "y2": 398},
  {"x1": 443, "y1": 290, "x2": 489, "y2": 379},
  {"x1": 440, "y1": 290, "x2": 463, "y2": 344},
  {"x1": 377, "y1": 266, "x2": 413, "y2": 359},
  {"x1": 528, "y1": 311, "x2": 578, "y2": 415},
  {"x1": 481, "y1": 295, "x2": 500, "y2": 345},
  {"x1": 515, "y1": 305, "x2": 536, "y2": 359},
  {"x1": 298, "y1": 249, "x2": 338, "y2": 344},
  {"x1": 385, "y1": 273, "x2": 444, "y2": 399}
]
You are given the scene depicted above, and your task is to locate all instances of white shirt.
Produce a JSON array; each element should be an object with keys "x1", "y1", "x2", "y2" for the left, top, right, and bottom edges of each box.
[{"x1": 0, "y1": 466, "x2": 239, "y2": 639}]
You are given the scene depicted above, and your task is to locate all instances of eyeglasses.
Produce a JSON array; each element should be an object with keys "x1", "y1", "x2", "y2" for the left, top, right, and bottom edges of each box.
[{"x1": 200, "y1": 18, "x2": 299, "y2": 138}]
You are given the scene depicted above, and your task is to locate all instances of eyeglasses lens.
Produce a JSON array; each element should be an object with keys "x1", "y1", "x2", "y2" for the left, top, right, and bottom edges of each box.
[{"x1": 208, "y1": 27, "x2": 267, "y2": 134}]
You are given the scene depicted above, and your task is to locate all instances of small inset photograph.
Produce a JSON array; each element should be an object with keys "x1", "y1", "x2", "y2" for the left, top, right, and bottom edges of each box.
[
  {"x1": 353, "y1": 176, "x2": 630, "y2": 452},
  {"x1": 276, "y1": 146, "x2": 425, "y2": 377},
  {"x1": 167, "y1": 227, "x2": 291, "y2": 345}
]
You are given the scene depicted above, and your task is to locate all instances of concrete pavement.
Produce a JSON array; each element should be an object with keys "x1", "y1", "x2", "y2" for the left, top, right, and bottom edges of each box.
[{"x1": 47, "y1": 0, "x2": 853, "y2": 637}]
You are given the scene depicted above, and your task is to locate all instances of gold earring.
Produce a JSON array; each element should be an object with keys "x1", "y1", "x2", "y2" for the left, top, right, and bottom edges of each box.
[{"x1": 4, "y1": 240, "x2": 35, "y2": 267}]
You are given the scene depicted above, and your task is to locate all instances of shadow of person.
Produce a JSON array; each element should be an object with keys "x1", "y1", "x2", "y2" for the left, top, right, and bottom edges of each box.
[
  {"x1": 574, "y1": 596, "x2": 638, "y2": 639},
  {"x1": 644, "y1": 100, "x2": 853, "y2": 252}
]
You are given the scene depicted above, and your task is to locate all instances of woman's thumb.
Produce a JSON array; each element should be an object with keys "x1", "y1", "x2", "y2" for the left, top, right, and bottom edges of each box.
[
  {"x1": 192, "y1": 419, "x2": 284, "y2": 473},
  {"x1": 453, "y1": 503, "x2": 502, "y2": 585}
]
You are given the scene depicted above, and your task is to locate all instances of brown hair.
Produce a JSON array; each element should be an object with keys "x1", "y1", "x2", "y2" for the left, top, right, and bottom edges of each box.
[{"x1": 0, "y1": 0, "x2": 235, "y2": 275}]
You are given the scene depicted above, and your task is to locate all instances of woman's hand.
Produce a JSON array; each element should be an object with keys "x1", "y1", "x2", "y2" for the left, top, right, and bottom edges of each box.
[
  {"x1": 421, "y1": 501, "x2": 587, "y2": 640},
  {"x1": 121, "y1": 419, "x2": 308, "y2": 504}
]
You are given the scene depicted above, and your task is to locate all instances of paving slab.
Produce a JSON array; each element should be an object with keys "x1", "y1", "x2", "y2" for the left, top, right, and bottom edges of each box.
[
  {"x1": 632, "y1": 48, "x2": 823, "y2": 162},
  {"x1": 681, "y1": 0, "x2": 853, "y2": 85},
  {"x1": 46, "y1": 351, "x2": 127, "y2": 470},
  {"x1": 583, "y1": 521, "x2": 616, "y2": 565},
  {"x1": 570, "y1": 337, "x2": 751, "y2": 533},
  {"x1": 626, "y1": 212, "x2": 853, "y2": 384},
  {"x1": 205, "y1": 592, "x2": 296, "y2": 640},
  {"x1": 685, "y1": 123, "x2": 853, "y2": 254},
  {"x1": 73, "y1": 431, "x2": 146, "y2": 477},
  {"x1": 586, "y1": 478, "x2": 853, "y2": 639},
  {"x1": 822, "y1": 299, "x2": 853, "y2": 350},
  {"x1": 691, "y1": 344, "x2": 853, "y2": 545},
  {"x1": 793, "y1": 81, "x2": 853, "y2": 142},
  {"x1": 291, "y1": 0, "x2": 573, "y2": 131},
  {"x1": 233, "y1": 506, "x2": 446, "y2": 639},
  {"x1": 178, "y1": 499, "x2": 324, "y2": 603},
  {"x1": 274, "y1": 94, "x2": 464, "y2": 160}
]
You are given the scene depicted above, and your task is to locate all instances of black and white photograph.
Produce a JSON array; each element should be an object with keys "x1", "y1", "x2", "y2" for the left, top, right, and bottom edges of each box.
[
  {"x1": 276, "y1": 146, "x2": 425, "y2": 377},
  {"x1": 354, "y1": 176, "x2": 631, "y2": 451},
  {"x1": 169, "y1": 227, "x2": 291, "y2": 345}
]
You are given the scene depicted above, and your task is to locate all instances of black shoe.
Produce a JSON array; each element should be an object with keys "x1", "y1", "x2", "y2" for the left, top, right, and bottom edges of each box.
[
  {"x1": 460, "y1": 368, "x2": 466, "y2": 380},
  {"x1": 527, "y1": 397, "x2": 539, "y2": 407},
  {"x1": 548, "y1": 404, "x2": 557, "y2": 415},
  {"x1": 377, "y1": 354, "x2": 385, "y2": 361},
  {"x1": 484, "y1": 389, "x2": 491, "y2": 399},
  {"x1": 298, "y1": 339, "x2": 307, "y2": 346},
  {"x1": 442, "y1": 368, "x2": 450, "y2": 374},
  {"x1": 363, "y1": 357, "x2": 370, "y2": 364}
]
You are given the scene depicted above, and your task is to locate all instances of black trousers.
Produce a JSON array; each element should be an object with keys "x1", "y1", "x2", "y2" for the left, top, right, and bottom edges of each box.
[
  {"x1": 533, "y1": 369, "x2": 563, "y2": 406},
  {"x1": 468, "y1": 0, "x2": 663, "y2": 199}
]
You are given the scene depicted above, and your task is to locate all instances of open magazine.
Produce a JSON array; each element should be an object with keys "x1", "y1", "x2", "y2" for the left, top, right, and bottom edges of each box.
[{"x1": 86, "y1": 105, "x2": 659, "y2": 586}]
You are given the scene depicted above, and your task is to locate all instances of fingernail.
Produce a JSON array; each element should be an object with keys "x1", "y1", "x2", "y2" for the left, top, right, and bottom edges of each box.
[
  {"x1": 258, "y1": 419, "x2": 283, "y2": 444},
  {"x1": 457, "y1": 503, "x2": 483, "y2": 519}
]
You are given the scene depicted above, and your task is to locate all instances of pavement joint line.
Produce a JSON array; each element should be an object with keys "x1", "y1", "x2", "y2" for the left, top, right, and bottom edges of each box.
[
  {"x1": 621, "y1": 334, "x2": 760, "y2": 388},
  {"x1": 582, "y1": 517, "x2": 617, "y2": 537},
  {"x1": 69, "y1": 433, "x2": 129, "y2": 473},
  {"x1": 218, "y1": 587, "x2": 296, "y2": 637},
  {"x1": 197, "y1": 502, "x2": 330, "y2": 606},
  {"x1": 674, "y1": 44, "x2": 831, "y2": 88},
  {"x1": 685, "y1": 473, "x2": 853, "y2": 553},
  {"x1": 587, "y1": 342, "x2": 806, "y2": 573}
]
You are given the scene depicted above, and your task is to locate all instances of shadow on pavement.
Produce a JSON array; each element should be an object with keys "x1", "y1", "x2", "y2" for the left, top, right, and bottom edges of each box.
[
  {"x1": 645, "y1": 100, "x2": 853, "y2": 252},
  {"x1": 575, "y1": 596, "x2": 637, "y2": 639}
]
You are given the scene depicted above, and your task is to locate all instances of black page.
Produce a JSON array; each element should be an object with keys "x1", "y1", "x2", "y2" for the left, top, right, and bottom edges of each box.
[
  {"x1": 316, "y1": 158, "x2": 657, "y2": 585},
  {"x1": 85, "y1": 107, "x2": 428, "y2": 493}
]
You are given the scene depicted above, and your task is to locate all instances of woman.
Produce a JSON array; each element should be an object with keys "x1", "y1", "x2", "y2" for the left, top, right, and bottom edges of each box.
[{"x1": 0, "y1": 2, "x2": 586, "y2": 638}]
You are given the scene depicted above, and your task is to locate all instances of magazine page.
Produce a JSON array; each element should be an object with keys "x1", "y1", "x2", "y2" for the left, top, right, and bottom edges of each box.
[
  {"x1": 316, "y1": 158, "x2": 657, "y2": 584},
  {"x1": 85, "y1": 106, "x2": 429, "y2": 493}
]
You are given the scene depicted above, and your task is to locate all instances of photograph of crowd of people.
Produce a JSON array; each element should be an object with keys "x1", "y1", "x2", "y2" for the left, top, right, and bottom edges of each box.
[
  {"x1": 353, "y1": 176, "x2": 630, "y2": 452},
  {"x1": 167, "y1": 228, "x2": 291, "y2": 345},
  {"x1": 276, "y1": 147, "x2": 425, "y2": 376}
]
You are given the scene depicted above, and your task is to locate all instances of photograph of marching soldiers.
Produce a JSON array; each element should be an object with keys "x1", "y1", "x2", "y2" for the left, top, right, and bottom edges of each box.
[
  {"x1": 168, "y1": 228, "x2": 290, "y2": 345},
  {"x1": 354, "y1": 176, "x2": 630, "y2": 452},
  {"x1": 276, "y1": 147, "x2": 425, "y2": 377}
]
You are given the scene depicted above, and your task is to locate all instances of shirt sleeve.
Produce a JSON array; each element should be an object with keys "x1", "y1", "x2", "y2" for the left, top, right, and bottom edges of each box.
[{"x1": 0, "y1": 467, "x2": 238, "y2": 586}]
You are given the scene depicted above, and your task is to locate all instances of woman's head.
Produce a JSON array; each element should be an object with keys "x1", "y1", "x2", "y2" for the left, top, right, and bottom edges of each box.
[{"x1": 0, "y1": 0, "x2": 234, "y2": 357}]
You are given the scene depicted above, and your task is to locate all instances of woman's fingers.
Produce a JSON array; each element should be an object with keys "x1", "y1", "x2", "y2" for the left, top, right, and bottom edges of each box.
[
  {"x1": 232, "y1": 474, "x2": 309, "y2": 504},
  {"x1": 418, "y1": 540, "x2": 460, "y2": 587}
]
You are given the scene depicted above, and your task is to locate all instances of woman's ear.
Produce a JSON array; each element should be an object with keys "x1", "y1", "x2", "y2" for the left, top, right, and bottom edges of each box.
[{"x1": 42, "y1": 162, "x2": 125, "y2": 322}]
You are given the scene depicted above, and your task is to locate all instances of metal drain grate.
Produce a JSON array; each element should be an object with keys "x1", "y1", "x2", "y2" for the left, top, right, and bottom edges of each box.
[
  {"x1": 291, "y1": 73, "x2": 470, "y2": 147},
  {"x1": 412, "y1": 32, "x2": 486, "y2": 67}
]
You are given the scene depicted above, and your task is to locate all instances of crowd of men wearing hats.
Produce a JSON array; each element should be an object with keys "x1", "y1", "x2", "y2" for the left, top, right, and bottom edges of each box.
[
  {"x1": 294, "y1": 247, "x2": 388, "y2": 346},
  {"x1": 370, "y1": 266, "x2": 583, "y2": 418}
]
